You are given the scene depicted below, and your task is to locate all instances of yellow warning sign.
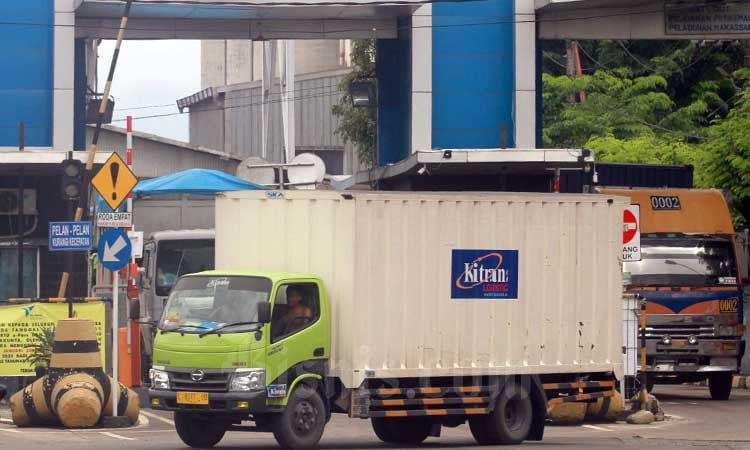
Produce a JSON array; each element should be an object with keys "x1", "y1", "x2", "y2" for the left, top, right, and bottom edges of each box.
[{"x1": 92, "y1": 152, "x2": 137, "y2": 211}]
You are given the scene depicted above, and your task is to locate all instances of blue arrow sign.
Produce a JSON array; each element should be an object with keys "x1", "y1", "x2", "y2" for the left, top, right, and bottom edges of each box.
[{"x1": 98, "y1": 228, "x2": 132, "y2": 272}]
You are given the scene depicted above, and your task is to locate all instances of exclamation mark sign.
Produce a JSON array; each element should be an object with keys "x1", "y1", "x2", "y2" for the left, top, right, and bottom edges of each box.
[{"x1": 110, "y1": 162, "x2": 120, "y2": 201}]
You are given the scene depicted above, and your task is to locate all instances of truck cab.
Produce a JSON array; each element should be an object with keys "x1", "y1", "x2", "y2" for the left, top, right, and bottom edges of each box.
[
  {"x1": 139, "y1": 230, "x2": 215, "y2": 375},
  {"x1": 149, "y1": 271, "x2": 331, "y2": 449},
  {"x1": 601, "y1": 188, "x2": 745, "y2": 399}
]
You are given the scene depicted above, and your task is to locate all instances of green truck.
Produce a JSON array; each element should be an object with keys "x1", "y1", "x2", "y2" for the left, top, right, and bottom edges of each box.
[{"x1": 148, "y1": 191, "x2": 626, "y2": 449}]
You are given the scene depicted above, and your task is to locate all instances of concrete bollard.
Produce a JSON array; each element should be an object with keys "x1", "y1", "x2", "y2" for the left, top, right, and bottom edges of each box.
[
  {"x1": 585, "y1": 393, "x2": 624, "y2": 422},
  {"x1": 9, "y1": 377, "x2": 56, "y2": 427},
  {"x1": 102, "y1": 376, "x2": 140, "y2": 424},
  {"x1": 547, "y1": 402, "x2": 586, "y2": 424},
  {"x1": 51, "y1": 373, "x2": 104, "y2": 429}
]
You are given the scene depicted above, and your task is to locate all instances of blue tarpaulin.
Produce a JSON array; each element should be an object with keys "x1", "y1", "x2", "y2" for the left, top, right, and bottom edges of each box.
[
  {"x1": 96, "y1": 168, "x2": 266, "y2": 212},
  {"x1": 133, "y1": 168, "x2": 266, "y2": 197}
]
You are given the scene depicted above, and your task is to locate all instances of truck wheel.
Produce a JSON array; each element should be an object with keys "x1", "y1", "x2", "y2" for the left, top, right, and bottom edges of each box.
[
  {"x1": 709, "y1": 372, "x2": 733, "y2": 401},
  {"x1": 469, "y1": 381, "x2": 533, "y2": 445},
  {"x1": 174, "y1": 412, "x2": 226, "y2": 448},
  {"x1": 272, "y1": 385, "x2": 326, "y2": 450},
  {"x1": 371, "y1": 417, "x2": 431, "y2": 444}
]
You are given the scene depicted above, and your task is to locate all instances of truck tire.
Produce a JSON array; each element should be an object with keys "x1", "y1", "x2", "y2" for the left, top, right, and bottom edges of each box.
[
  {"x1": 371, "y1": 417, "x2": 431, "y2": 444},
  {"x1": 174, "y1": 412, "x2": 226, "y2": 448},
  {"x1": 272, "y1": 385, "x2": 326, "y2": 450},
  {"x1": 709, "y1": 372, "x2": 733, "y2": 401},
  {"x1": 469, "y1": 381, "x2": 533, "y2": 445}
]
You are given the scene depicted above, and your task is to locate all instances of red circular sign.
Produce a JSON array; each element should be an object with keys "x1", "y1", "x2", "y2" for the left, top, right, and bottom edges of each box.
[{"x1": 623, "y1": 209, "x2": 638, "y2": 244}]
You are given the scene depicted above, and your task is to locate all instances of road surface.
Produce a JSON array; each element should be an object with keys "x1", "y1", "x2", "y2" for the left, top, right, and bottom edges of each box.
[{"x1": 1, "y1": 385, "x2": 749, "y2": 450}]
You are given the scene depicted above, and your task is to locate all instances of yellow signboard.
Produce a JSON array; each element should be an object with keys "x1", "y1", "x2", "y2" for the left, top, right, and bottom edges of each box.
[
  {"x1": 92, "y1": 152, "x2": 138, "y2": 211},
  {"x1": 0, "y1": 302, "x2": 106, "y2": 376}
]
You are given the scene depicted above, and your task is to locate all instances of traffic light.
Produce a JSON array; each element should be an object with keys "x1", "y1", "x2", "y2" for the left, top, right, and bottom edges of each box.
[{"x1": 61, "y1": 158, "x2": 83, "y2": 200}]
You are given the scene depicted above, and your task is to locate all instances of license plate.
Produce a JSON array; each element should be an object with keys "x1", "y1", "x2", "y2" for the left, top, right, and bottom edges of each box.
[
  {"x1": 724, "y1": 343, "x2": 737, "y2": 351},
  {"x1": 176, "y1": 391, "x2": 209, "y2": 405},
  {"x1": 671, "y1": 339, "x2": 688, "y2": 347}
]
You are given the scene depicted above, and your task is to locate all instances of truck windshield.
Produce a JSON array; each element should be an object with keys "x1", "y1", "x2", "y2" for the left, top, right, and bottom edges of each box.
[
  {"x1": 155, "y1": 239, "x2": 215, "y2": 296},
  {"x1": 624, "y1": 237, "x2": 738, "y2": 287},
  {"x1": 160, "y1": 276, "x2": 271, "y2": 333}
]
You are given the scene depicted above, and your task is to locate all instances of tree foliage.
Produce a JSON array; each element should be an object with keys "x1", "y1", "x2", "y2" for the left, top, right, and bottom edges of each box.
[
  {"x1": 332, "y1": 39, "x2": 377, "y2": 168},
  {"x1": 542, "y1": 40, "x2": 750, "y2": 226}
]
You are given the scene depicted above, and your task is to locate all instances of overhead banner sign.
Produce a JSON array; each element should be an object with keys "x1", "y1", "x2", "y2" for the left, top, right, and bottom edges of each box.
[
  {"x1": 0, "y1": 302, "x2": 106, "y2": 376},
  {"x1": 666, "y1": 2, "x2": 750, "y2": 35},
  {"x1": 97, "y1": 212, "x2": 133, "y2": 228},
  {"x1": 451, "y1": 249, "x2": 519, "y2": 300},
  {"x1": 623, "y1": 205, "x2": 641, "y2": 262}
]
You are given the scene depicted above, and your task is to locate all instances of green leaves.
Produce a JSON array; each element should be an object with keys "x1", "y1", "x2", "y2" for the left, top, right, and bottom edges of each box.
[
  {"x1": 25, "y1": 327, "x2": 55, "y2": 369},
  {"x1": 332, "y1": 39, "x2": 377, "y2": 168},
  {"x1": 543, "y1": 41, "x2": 749, "y2": 226}
]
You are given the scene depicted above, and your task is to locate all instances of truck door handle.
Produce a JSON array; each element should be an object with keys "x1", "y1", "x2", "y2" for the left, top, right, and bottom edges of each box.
[{"x1": 313, "y1": 347, "x2": 324, "y2": 357}]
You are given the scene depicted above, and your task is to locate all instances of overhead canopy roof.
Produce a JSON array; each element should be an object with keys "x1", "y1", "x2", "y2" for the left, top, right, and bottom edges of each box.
[
  {"x1": 75, "y1": 0, "x2": 430, "y2": 39},
  {"x1": 134, "y1": 168, "x2": 266, "y2": 197},
  {"x1": 336, "y1": 149, "x2": 594, "y2": 190}
]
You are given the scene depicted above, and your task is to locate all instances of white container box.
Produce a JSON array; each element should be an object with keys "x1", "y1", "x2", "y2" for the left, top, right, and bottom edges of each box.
[{"x1": 216, "y1": 191, "x2": 626, "y2": 388}]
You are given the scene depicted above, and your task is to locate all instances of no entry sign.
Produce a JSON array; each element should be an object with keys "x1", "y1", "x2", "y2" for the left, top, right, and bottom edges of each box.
[{"x1": 622, "y1": 205, "x2": 641, "y2": 262}]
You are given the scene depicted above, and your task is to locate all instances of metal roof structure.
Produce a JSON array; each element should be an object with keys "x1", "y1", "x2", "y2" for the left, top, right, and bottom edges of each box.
[{"x1": 74, "y1": 0, "x2": 431, "y2": 39}]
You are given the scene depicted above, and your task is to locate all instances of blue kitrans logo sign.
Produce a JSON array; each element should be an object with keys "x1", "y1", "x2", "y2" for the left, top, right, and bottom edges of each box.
[{"x1": 451, "y1": 250, "x2": 519, "y2": 299}]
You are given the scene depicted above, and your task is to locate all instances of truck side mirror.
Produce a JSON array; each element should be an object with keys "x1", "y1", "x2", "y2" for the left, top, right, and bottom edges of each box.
[
  {"x1": 257, "y1": 301, "x2": 272, "y2": 324},
  {"x1": 138, "y1": 267, "x2": 150, "y2": 289}
]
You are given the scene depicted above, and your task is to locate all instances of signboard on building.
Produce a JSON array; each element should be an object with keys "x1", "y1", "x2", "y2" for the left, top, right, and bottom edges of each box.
[
  {"x1": 49, "y1": 221, "x2": 93, "y2": 252},
  {"x1": 97, "y1": 212, "x2": 133, "y2": 228},
  {"x1": 666, "y1": 2, "x2": 750, "y2": 35},
  {"x1": 622, "y1": 205, "x2": 641, "y2": 262}
]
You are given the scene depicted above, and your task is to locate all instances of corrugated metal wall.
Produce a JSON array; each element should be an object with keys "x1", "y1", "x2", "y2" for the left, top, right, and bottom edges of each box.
[
  {"x1": 217, "y1": 191, "x2": 625, "y2": 388},
  {"x1": 133, "y1": 197, "x2": 215, "y2": 239},
  {"x1": 87, "y1": 127, "x2": 238, "y2": 179},
  {"x1": 189, "y1": 70, "x2": 363, "y2": 175}
]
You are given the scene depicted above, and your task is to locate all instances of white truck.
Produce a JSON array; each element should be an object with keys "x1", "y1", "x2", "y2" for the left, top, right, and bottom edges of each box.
[{"x1": 149, "y1": 190, "x2": 626, "y2": 448}]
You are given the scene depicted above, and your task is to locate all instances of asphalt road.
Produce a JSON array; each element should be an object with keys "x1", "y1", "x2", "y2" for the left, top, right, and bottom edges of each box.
[{"x1": 2, "y1": 384, "x2": 750, "y2": 450}]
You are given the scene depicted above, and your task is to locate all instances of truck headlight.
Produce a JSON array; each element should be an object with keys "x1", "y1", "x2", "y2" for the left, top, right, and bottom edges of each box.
[
  {"x1": 229, "y1": 369, "x2": 265, "y2": 392},
  {"x1": 149, "y1": 368, "x2": 170, "y2": 390},
  {"x1": 717, "y1": 325, "x2": 737, "y2": 337}
]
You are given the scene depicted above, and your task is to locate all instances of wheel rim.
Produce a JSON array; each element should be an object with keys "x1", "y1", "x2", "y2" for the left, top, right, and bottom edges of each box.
[{"x1": 292, "y1": 400, "x2": 318, "y2": 437}]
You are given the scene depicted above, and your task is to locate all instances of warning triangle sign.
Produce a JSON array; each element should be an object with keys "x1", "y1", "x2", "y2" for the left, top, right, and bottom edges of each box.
[{"x1": 92, "y1": 152, "x2": 138, "y2": 211}]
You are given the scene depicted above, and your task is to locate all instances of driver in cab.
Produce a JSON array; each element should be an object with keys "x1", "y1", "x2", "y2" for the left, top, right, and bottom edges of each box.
[{"x1": 279, "y1": 285, "x2": 313, "y2": 335}]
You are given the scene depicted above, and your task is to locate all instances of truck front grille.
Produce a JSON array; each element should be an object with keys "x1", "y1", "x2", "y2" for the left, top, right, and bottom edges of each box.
[
  {"x1": 645, "y1": 324, "x2": 715, "y2": 339},
  {"x1": 168, "y1": 370, "x2": 230, "y2": 392}
]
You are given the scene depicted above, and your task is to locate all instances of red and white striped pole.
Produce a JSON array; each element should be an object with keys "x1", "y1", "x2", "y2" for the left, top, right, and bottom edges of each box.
[
  {"x1": 126, "y1": 116, "x2": 134, "y2": 351},
  {"x1": 126, "y1": 115, "x2": 134, "y2": 216}
]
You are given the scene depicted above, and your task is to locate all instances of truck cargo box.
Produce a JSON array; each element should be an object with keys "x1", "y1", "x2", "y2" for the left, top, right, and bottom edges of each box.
[{"x1": 215, "y1": 191, "x2": 626, "y2": 388}]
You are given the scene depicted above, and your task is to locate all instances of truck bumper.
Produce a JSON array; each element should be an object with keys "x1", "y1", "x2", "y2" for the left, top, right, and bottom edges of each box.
[
  {"x1": 148, "y1": 389, "x2": 274, "y2": 414},
  {"x1": 645, "y1": 339, "x2": 742, "y2": 373}
]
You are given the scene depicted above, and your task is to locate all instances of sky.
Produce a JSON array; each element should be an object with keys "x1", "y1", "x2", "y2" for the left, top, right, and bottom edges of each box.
[{"x1": 97, "y1": 40, "x2": 200, "y2": 142}]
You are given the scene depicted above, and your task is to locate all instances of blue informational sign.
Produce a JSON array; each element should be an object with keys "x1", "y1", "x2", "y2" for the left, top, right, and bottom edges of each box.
[
  {"x1": 451, "y1": 249, "x2": 519, "y2": 300},
  {"x1": 49, "y1": 221, "x2": 93, "y2": 252},
  {"x1": 98, "y1": 228, "x2": 132, "y2": 272}
]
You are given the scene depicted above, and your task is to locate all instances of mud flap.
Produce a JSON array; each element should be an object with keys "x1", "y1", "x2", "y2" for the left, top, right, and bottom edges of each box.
[{"x1": 528, "y1": 375, "x2": 547, "y2": 441}]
